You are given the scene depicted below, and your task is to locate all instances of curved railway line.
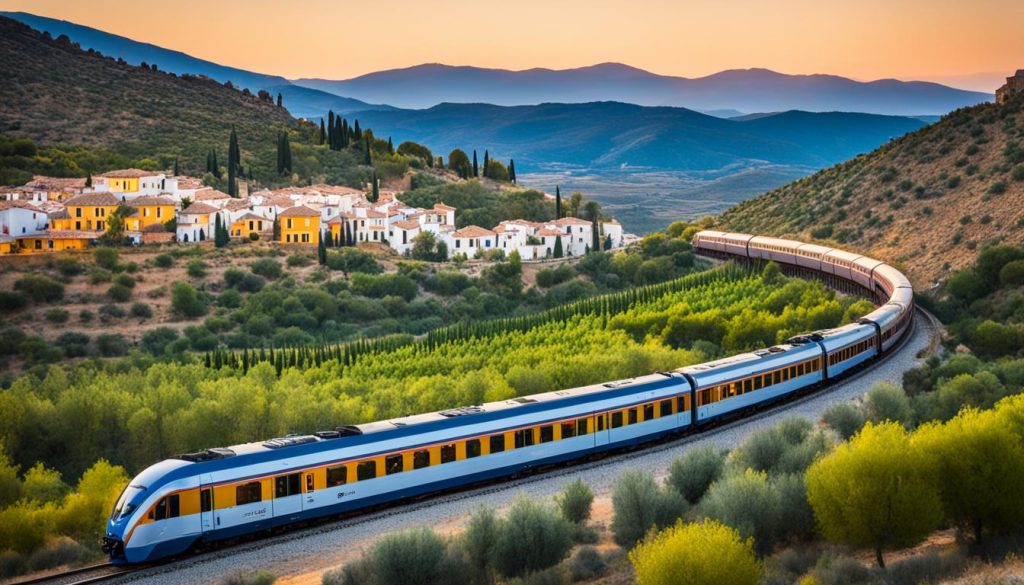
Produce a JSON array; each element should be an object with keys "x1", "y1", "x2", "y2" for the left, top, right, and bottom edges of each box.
[{"x1": 16, "y1": 307, "x2": 940, "y2": 585}]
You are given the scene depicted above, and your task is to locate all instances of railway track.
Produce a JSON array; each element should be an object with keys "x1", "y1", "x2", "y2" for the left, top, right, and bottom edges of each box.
[{"x1": 18, "y1": 310, "x2": 938, "y2": 585}]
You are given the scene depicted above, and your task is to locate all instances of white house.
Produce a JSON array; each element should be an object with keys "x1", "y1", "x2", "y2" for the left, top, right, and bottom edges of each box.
[
  {"x1": 447, "y1": 225, "x2": 497, "y2": 258},
  {"x1": 0, "y1": 201, "x2": 47, "y2": 237},
  {"x1": 602, "y1": 220, "x2": 624, "y2": 249},
  {"x1": 551, "y1": 217, "x2": 594, "y2": 255},
  {"x1": 389, "y1": 220, "x2": 422, "y2": 255}
]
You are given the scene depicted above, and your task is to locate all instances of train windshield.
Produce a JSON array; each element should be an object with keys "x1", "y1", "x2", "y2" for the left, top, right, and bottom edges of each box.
[{"x1": 112, "y1": 485, "x2": 145, "y2": 519}]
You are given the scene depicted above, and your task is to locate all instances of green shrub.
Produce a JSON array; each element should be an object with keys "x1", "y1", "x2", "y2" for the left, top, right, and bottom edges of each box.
[
  {"x1": 731, "y1": 417, "x2": 822, "y2": 475},
  {"x1": 14, "y1": 274, "x2": 64, "y2": 302},
  {"x1": 186, "y1": 259, "x2": 208, "y2": 278},
  {"x1": 536, "y1": 265, "x2": 576, "y2": 288},
  {"x1": 555, "y1": 478, "x2": 594, "y2": 525},
  {"x1": 55, "y1": 258, "x2": 84, "y2": 278},
  {"x1": 88, "y1": 267, "x2": 112, "y2": 284},
  {"x1": 667, "y1": 445, "x2": 727, "y2": 504},
  {"x1": 822, "y1": 402, "x2": 866, "y2": 440},
  {"x1": 141, "y1": 327, "x2": 179, "y2": 355},
  {"x1": 96, "y1": 333, "x2": 129, "y2": 356},
  {"x1": 1013, "y1": 164, "x2": 1024, "y2": 182},
  {"x1": 27, "y1": 537, "x2": 93, "y2": 572},
  {"x1": 286, "y1": 253, "x2": 313, "y2": 267},
  {"x1": 492, "y1": 496, "x2": 574, "y2": 578},
  {"x1": 171, "y1": 282, "x2": 207, "y2": 318},
  {"x1": 54, "y1": 332, "x2": 90, "y2": 357},
  {"x1": 78, "y1": 309, "x2": 93, "y2": 323},
  {"x1": 567, "y1": 546, "x2": 606, "y2": 582},
  {"x1": 460, "y1": 507, "x2": 498, "y2": 585},
  {"x1": 98, "y1": 304, "x2": 126, "y2": 319},
  {"x1": 351, "y1": 273, "x2": 419, "y2": 302},
  {"x1": 864, "y1": 382, "x2": 914, "y2": 426},
  {"x1": 113, "y1": 273, "x2": 135, "y2": 289},
  {"x1": 811, "y1": 554, "x2": 873, "y2": 585},
  {"x1": 223, "y1": 268, "x2": 265, "y2": 292},
  {"x1": 153, "y1": 253, "x2": 174, "y2": 268},
  {"x1": 107, "y1": 283, "x2": 132, "y2": 302},
  {"x1": 1000, "y1": 260, "x2": 1024, "y2": 287},
  {"x1": 93, "y1": 247, "x2": 119, "y2": 270},
  {"x1": 44, "y1": 307, "x2": 69, "y2": 324},
  {"x1": 130, "y1": 302, "x2": 153, "y2": 319},
  {"x1": 367, "y1": 527, "x2": 448, "y2": 585},
  {"x1": 249, "y1": 258, "x2": 282, "y2": 279},
  {"x1": 219, "y1": 571, "x2": 277, "y2": 585},
  {"x1": 610, "y1": 470, "x2": 687, "y2": 548},
  {"x1": 0, "y1": 291, "x2": 27, "y2": 312},
  {"x1": 0, "y1": 550, "x2": 26, "y2": 579},
  {"x1": 326, "y1": 248, "x2": 383, "y2": 274}
]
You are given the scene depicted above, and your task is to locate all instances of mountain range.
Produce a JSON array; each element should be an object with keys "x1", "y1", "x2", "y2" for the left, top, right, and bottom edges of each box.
[{"x1": 3, "y1": 11, "x2": 991, "y2": 117}]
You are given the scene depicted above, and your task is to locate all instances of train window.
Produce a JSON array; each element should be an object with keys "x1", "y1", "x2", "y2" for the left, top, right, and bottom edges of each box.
[
  {"x1": 539, "y1": 425, "x2": 554, "y2": 443},
  {"x1": 577, "y1": 418, "x2": 589, "y2": 435},
  {"x1": 678, "y1": 395, "x2": 689, "y2": 412},
  {"x1": 611, "y1": 412, "x2": 624, "y2": 428},
  {"x1": 514, "y1": 429, "x2": 535, "y2": 448},
  {"x1": 440, "y1": 444, "x2": 457, "y2": 463},
  {"x1": 306, "y1": 474, "x2": 314, "y2": 492},
  {"x1": 660, "y1": 399, "x2": 673, "y2": 417},
  {"x1": 153, "y1": 497, "x2": 167, "y2": 520},
  {"x1": 643, "y1": 403, "x2": 654, "y2": 421},
  {"x1": 598, "y1": 416, "x2": 606, "y2": 431},
  {"x1": 167, "y1": 494, "x2": 179, "y2": 518},
  {"x1": 201, "y1": 489, "x2": 212, "y2": 513},
  {"x1": 562, "y1": 422, "x2": 577, "y2": 439},
  {"x1": 698, "y1": 388, "x2": 712, "y2": 405},
  {"x1": 326, "y1": 465, "x2": 347, "y2": 486},
  {"x1": 386, "y1": 454, "x2": 404, "y2": 475},
  {"x1": 357, "y1": 460, "x2": 377, "y2": 481},
  {"x1": 275, "y1": 473, "x2": 301, "y2": 498},
  {"x1": 773, "y1": 370, "x2": 781, "y2": 385},
  {"x1": 627, "y1": 409, "x2": 638, "y2": 425},
  {"x1": 753, "y1": 376, "x2": 762, "y2": 390},
  {"x1": 744, "y1": 379, "x2": 753, "y2": 394},
  {"x1": 490, "y1": 435, "x2": 506, "y2": 454},
  {"x1": 236, "y1": 482, "x2": 262, "y2": 505},
  {"x1": 413, "y1": 450, "x2": 431, "y2": 469},
  {"x1": 466, "y1": 439, "x2": 482, "y2": 458}
]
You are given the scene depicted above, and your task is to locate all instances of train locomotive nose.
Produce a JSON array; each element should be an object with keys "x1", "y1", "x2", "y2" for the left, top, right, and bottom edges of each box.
[{"x1": 102, "y1": 534, "x2": 125, "y2": 559}]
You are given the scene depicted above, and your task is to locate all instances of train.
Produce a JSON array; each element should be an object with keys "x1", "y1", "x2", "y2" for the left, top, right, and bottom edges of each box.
[{"x1": 102, "y1": 231, "x2": 914, "y2": 563}]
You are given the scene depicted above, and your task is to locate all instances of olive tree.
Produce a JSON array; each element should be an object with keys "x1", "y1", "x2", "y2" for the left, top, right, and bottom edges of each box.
[{"x1": 629, "y1": 520, "x2": 760, "y2": 585}]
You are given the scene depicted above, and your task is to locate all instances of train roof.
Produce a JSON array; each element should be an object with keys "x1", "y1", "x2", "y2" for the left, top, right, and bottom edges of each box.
[
  {"x1": 823, "y1": 248, "x2": 863, "y2": 263},
  {"x1": 749, "y1": 235, "x2": 805, "y2": 249},
  {"x1": 796, "y1": 242, "x2": 833, "y2": 256},
  {"x1": 674, "y1": 342, "x2": 814, "y2": 375}
]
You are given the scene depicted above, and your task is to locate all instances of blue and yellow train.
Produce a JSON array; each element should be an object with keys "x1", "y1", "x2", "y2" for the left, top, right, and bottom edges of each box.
[{"x1": 103, "y1": 231, "x2": 914, "y2": 563}]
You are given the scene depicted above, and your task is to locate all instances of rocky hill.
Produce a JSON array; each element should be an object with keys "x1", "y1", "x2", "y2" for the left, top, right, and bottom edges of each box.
[{"x1": 719, "y1": 93, "x2": 1024, "y2": 287}]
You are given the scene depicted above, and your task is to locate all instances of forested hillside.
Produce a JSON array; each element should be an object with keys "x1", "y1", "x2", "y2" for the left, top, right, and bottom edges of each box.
[{"x1": 719, "y1": 93, "x2": 1024, "y2": 286}]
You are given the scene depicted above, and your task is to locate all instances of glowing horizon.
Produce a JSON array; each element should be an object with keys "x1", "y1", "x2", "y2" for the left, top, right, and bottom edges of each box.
[{"x1": 1, "y1": 0, "x2": 1021, "y2": 92}]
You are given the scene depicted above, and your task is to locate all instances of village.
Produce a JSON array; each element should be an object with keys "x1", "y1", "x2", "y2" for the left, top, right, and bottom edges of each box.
[{"x1": 0, "y1": 169, "x2": 630, "y2": 261}]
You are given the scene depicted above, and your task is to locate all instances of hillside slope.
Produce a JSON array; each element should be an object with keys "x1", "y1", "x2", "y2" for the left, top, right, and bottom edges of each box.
[
  {"x1": 719, "y1": 94, "x2": 1024, "y2": 286},
  {"x1": 355, "y1": 102, "x2": 926, "y2": 170},
  {"x1": 0, "y1": 16, "x2": 374, "y2": 186}
]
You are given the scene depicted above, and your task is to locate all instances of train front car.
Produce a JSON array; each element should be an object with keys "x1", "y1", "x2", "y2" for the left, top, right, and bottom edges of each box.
[{"x1": 104, "y1": 458, "x2": 199, "y2": 563}]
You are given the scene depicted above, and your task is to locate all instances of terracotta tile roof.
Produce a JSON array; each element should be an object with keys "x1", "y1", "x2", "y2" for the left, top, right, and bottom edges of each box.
[
  {"x1": 194, "y1": 188, "x2": 231, "y2": 201},
  {"x1": 0, "y1": 200, "x2": 41, "y2": 212},
  {"x1": 48, "y1": 209, "x2": 69, "y2": 219},
  {"x1": 453, "y1": 225, "x2": 496, "y2": 238},
  {"x1": 26, "y1": 176, "x2": 87, "y2": 190},
  {"x1": 493, "y1": 225, "x2": 507, "y2": 233},
  {"x1": 100, "y1": 168, "x2": 158, "y2": 179},
  {"x1": 180, "y1": 202, "x2": 219, "y2": 215},
  {"x1": 433, "y1": 203, "x2": 456, "y2": 211},
  {"x1": 279, "y1": 205, "x2": 321, "y2": 218},
  {"x1": 388, "y1": 209, "x2": 403, "y2": 217},
  {"x1": 128, "y1": 195, "x2": 175, "y2": 207},
  {"x1": 537, "y1": 228, "x2": 566, "y2": 237},
  {"x1": 364, "y1": 210, "x2": 387, "y2": 219},
  {"x1": 309, "y1": 183, "x2": 364, "y2": 196},
  {"x1": 392, "y1": 220, "x2": 421, "y2": 230},
  {"x1": 64, "y1": 192, "x2": 121, "y2": 207},
  {"x1": 327, "y1": 211, "x2": 356, "y2": 223},
  {"x1": 233, "y1": 212, "x2": 269, "y2": 222},
  {"x1": 553, "y1": 217, "x2": 592, "y2": 226},
  {"x1": 224, "y1": 199, "x2": 252, "y2": 211},
  {"x1": 174, "y1": 176, "x2": 206, "y2": 189}
]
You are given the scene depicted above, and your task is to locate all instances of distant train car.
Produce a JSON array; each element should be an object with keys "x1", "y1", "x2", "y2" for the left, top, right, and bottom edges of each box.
[{"x1": 105, "y1": 231, "x2": 915, "y2": 564}]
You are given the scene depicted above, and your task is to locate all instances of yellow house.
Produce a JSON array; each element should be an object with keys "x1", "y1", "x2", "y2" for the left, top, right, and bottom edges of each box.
[
  {"x1": 98, "y1": 169, "x2": 155, "y2": 194},
  {"x1": 231, "y1": 213, "x2": 270, "y2": 239},
  {"x1": 54, "y1": 192, "x2": 120, "y2": 231},
  {"x1": 17, "y1": 230, "x2": 96, "y2": 252},
  {"x1": 0, "y1": 235, "x2": 13, "y2": 254},
  {"x1": 126, "y1": 195, "x2": 176, "y2": 231},
  {"x1": 279, "y1": 206, "x2": 321, "y2": 245},
  {"x1": 326, "y1": 212, "x2": 355, "y2": 245}
]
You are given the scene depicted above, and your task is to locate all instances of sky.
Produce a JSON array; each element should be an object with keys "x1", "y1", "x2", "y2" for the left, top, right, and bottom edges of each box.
[{"x1": 0, "y1": 0, "x2": 1021, "y2": 90}]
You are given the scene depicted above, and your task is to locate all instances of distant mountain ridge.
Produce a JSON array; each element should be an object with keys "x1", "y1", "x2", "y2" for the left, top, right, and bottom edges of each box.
[
  {"x1": 0, "y1": 11, "x2": 393, "y2": 119},
  {"x1": 353, "y1": 102, "x2": 927, "y2": 170},
  {"x1": 295, "y1": 63, "x2": 992, "y2": 115}
]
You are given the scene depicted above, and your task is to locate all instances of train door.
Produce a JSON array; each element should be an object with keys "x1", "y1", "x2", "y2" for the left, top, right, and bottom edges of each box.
[
  {"x1": 199, "y1": 473, "x2": 215, "y2": 534},
  {"x1": 594, "y1": 413, "x2": 610, "y2": 448},
  {"x1": 273, "y1": 472, "x2": 303, "y2": 519},
  {"x1": 303, "y1": 471, "x2": 316, "y2": 510}
]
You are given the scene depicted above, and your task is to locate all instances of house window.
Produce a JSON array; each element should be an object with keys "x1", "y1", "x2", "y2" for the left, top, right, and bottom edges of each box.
[
  {"x1": 75, "y1": 208, "x2": 82, "y2": 217},
  {"x1": 304, "y1": 218, "x2": 310, "y2": 227},
  {"x1": 455, "y1": 240, "x2": 461, "y2": 249},
  {"x1": 157, "y1": 208, "x2": 162, "y2": 218}
]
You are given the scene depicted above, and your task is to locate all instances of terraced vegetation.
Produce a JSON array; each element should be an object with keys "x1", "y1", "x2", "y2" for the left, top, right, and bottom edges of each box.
[
  {"x1": 719, "y1": 93, "x2": 1024, "y2": 286},
  {"x1": 0, "y1": 262, "x2": 873, "y2": 576}
]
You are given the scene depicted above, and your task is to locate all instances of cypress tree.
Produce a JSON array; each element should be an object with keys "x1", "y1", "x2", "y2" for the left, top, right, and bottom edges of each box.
[
  {"x1": 319, "y1": 118, "x2": 326, "y2": 145},
  {"x1": 483, "y1": 150, "x2": 490, "y2": 178},
  {"x1": 328, "y1": 111, "x2": 335, "y2": 148},
  {"x1": 370, "y1": 171, "x2": 379, "y2": 202},
  {"x1": 509, "y1": 159, "x2": 516, "y2": 183},
  {"x1": 85, "y1": 173, "x2": 92, "y2": 188},
  {"x1": 227, "y1": 127, "x2": 239, "y2": 197},
  {"x1": 173, "y1": 158, "x2": 179, "y2": 176},
  {"x1": 282, "y1": 133, "x2": 292, "y2": 173},
  {"x1": 276, "y1": 133, "x2": 284, "y2": 175},
  {"x1": 317, "y1": 231, "x2": 327, "y2": 265},
  {"x1": 387, "y1": 136, "x2": 394, "y2": 154},
  {"x1": 555, "y1": 186, "x2": 562, "y2": 219},
  {"x1": 591, "y1": 215, "x2": 600, "y2": 251},
  {"x1": 364, "y1": 136, "x2": 372, "y2": 165},
  {"x1": 276, "y1": 93, "x2": 283, "y2": 107},
  {"x1": 472, "y1": 150, "x2": 478, "y2": 177},
  {"x1": 354, "y1": 119, "x2": 362, "y2": 141},
  {"x1": 341, "y1": 118, "x2": 349, "y2": 148},
  {"x1": 553, "y1": 234, "x2": 564, "y2": 258}
]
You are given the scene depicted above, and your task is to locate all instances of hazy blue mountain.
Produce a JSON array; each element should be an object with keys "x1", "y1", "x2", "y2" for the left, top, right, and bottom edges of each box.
[
  {"x1": 354, "y1": 101, "x2": 927, "y2": 171},
  {"x1": 1, "y1": 11, "x2": 392, "y2": 119},
  {"x1": 296, "y1": 63, "x2": 991, "y2": 115}
]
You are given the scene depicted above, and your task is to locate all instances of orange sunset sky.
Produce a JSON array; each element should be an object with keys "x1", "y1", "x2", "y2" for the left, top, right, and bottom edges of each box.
[{"x1": 1, "y1": 0, "x2": 1021, "y2": 90}]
